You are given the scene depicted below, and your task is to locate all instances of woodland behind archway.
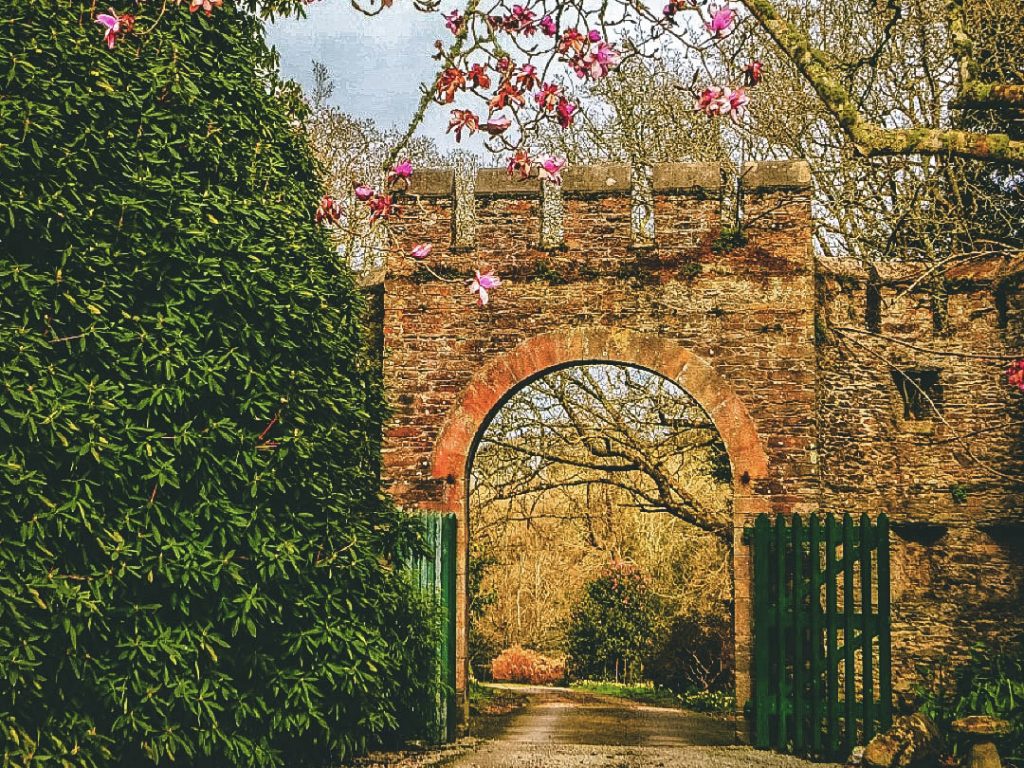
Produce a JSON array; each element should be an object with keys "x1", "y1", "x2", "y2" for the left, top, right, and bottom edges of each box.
[{"x1": 469, "y1": 365, "x2": 735, "y2": 692}]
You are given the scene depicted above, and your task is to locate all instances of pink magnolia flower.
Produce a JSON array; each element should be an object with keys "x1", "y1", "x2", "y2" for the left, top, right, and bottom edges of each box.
[
  {"x1": 539, "y1": 15, "x2": 557, "y2": 36},
  {"x1": 1008, "y1": 359, "x2": 1024, "y2": 392},
  {"x1": 482, "y1": 114, "x2": 512, "y2": 135},
  {"x1": 706, "y1": 6, "x2": 736, "y2": 37},
  {"x1": 448, "y1": 109, "x2": 480, "y2": 141},
  {"x1": 537, "y1": 155, "x2": 566, "y2": 185},
  {"x1": 535, "y1": 83, "x2": 561, "y2": 111},
  {"x1": 574, "y1": 40, "x2": 620, "y2": 79},
  {"x1": 559, "y1": 29, "x2": 587, "y2": 54},
  {"x1": 744, "y1": 60, "x2": 764, "y2": 86},
  {"x1": 588, "y1": 29, "x2": 601, "y2": 43},
  {"x1": 467, "y1": 63, "x2": 491, "y2": 89},
  {"x1": 508, "y1": 5, "x2": 536, "y2": 35},
  {"x1": 388, "y1": 160, "x2": 414, "y2": 187},
  {"x1": 189, "y1": 0, "x2": 223, "y2": 16},
  {"x1": 506, "y1": 149, "x2": 532, "y2": 180},
  {"x1": 728, "y1": 87, "x2": 749, "y2": 119},
  {"x1": 315, "y1": 196, "x2": 343, "y2": 226},
  {"x1": 436, "y1": 67, "x2": 466, "y2": 103},
  {"x1": 368, "y1": 194, "x2": 399, "y2": 223},
  {"x1": 489, "y1": 82, "x2": 525, "y2": 110},
  {"x1": 470, "y1": 270, "x2": 501, "y2": 306},
  {"x1": 444, "y1": 9, "x2": 463, "y2": 33},
  {"x1": 410, "y1": 243, "x2": 433, "y2": 260},
  {"x1": 495, "y1": 57, "x2": 516, "y2": 76},
  {"x1": 516, "y1": 64, "x2": 541, "y2": 91},
  {"x1": 695, "y1": 85, "x2": 748, "y2": 122},
  {"x1": 354, "y1": 184, "x2": 374, "y2": 201},
  {"x1": 695, "y1": 86, "x2": 723, "y2": 114},
  {"x1": 556, "y1": 98, "x2": 577, "y2": 129},
  {"x1": 95, "y1": 8, "x2": 123, "y2": 50}
]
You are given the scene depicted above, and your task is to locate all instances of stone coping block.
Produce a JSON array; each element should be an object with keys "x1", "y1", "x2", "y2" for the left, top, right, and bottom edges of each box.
[
  {"x1": 407, "y1": 168, "x2": 454, "y2": 197},
  {"x1": 475, "y1": 167, "x2": 541, "y2": 197},
  {"x1": 651, "y1": 162, "x2": 721, "y2": 194},
  {"x1": 562, "y1": 164, "x2": 631, "y2": 196},
  {"x1": 741, "y1": 160, "x2": 811, "y2": 192}
]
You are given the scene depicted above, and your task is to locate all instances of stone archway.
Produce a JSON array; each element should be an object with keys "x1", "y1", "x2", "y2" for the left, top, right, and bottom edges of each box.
[{"x1": 428, "y1": 327, "x2": 770, "y2": 724}]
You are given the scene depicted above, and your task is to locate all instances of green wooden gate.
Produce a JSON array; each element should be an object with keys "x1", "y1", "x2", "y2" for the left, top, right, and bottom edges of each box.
[
  {"x1": 410, "y1": 513, "x2": 458, "y2": 744},
  {"x1": 747, "y1": 513, "x2": 892, "y2": 760}
]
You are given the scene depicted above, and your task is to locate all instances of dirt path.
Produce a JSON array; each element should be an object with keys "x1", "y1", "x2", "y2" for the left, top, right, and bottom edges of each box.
[{"x1": 448, "y1": 686, "x2": 842, "y2": 768}]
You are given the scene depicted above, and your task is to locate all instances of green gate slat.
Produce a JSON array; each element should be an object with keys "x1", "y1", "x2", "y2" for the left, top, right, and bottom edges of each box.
[
  {"x1": 792, "y1": 514, "x2": 805, "y2": 751},
  {"x1": 408, "y1": 513, "x2": 458, "y2": 744},
  {"x1": 860, "y1": 513, "x2": 875, "y2": 742},
  {"x1": 775, "y1": 514, "x2": 788, "y2": 749},
  {"x1": 877, "y1": 514, "x2": 892, "y2": 731},
  {"x1": 753, "y1": 514, "x2": 771, "y2": 748},
  {"x1": 843, "y1": 514, "x2": 856, "y2": 751},
  {"x1": 825, "y1": 515, "x2": 839, "y2": 756},
  {"x1": 441, "y1": 514, "x2": 458, "y2": 741},
  {"x1": 809, "y1": 514, "x2": 823, "y2": 755}
]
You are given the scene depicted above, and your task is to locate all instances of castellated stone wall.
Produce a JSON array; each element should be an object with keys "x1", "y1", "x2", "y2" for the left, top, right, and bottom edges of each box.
[
  {"x1": 816, "y1": 253, "x2": 1024, "y2": 691},
  {"x1": 374, "y1": 158, "x2": 1023, "y2": 715}
]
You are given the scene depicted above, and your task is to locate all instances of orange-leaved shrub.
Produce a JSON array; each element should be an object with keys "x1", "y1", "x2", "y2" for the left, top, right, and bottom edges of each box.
[{"x1": 490, "y1": 645, "x2": 566, "y2": 685}]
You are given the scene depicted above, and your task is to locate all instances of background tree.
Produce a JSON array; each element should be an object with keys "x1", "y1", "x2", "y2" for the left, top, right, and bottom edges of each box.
[
  {"x1": 472, "y1": 365, "x2": 732, "y2": 539},
  {"x1": 566, "y1": 562, "x2": 661, "y2": 683},
  {"x1": 0, "y1": 3, "x2": 437, "y2": 765}
]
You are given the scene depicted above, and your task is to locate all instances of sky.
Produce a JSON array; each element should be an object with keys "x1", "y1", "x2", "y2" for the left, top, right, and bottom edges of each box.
[{"x1": 267, "y1": 4, "x2": 457, "y2": 148}]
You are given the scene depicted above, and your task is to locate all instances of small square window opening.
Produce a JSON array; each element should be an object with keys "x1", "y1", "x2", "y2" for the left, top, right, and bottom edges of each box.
[{"x1": 892, "y1": 369, "x2": 942, "y2": 420}]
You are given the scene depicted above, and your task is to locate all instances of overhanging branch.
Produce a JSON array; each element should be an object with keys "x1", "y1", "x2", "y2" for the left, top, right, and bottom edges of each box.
[{"x1": 739, "y1": 0, "x2": 1024, "y2": 165}]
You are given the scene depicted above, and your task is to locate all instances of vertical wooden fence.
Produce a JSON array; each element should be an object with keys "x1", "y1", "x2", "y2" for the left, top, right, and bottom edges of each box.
[
  {"x1": 747, "y1": 513, "x2": 891, "y2": 760},
  {"x1": 409, "y1": 513, "x2": 458, "y2": 743}
]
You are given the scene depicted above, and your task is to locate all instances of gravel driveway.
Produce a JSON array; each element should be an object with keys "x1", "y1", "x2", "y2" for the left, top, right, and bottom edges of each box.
[{"x1": 445, "y1": 686, "x2": 843, "y2": 768}]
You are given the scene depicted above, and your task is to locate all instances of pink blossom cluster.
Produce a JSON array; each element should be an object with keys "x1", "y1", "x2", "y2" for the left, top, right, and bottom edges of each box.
[
  {"x1": 504, "y1": 151, "x2": 566, "y2": 185},
  {"x1": 95, "y1": 0, "x2": 222, "y2": 49},
  {"x1": 695, "y1": 85, "x2": 749, "y2": 122},
  {"x1": 437, "y1": 8, "x2": 620, "y2": 173},
  {"x1": 314, "y1": 195, "x2": 343, "y2": 226},
  {"x1": 440, "y1": 59, "x2": 580, "y2": 144},
  {"x1": 1007, "y1": 359, "x2": 1024, "y2": 393}
]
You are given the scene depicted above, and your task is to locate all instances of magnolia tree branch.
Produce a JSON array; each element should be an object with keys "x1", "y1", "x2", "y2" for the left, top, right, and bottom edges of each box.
[
  {"x1": 739, "y1": 0, "x2": 1024, "y2": 164},
  {"x1": 954, "y1": 82, "x2": 1024, "y2": 109}
]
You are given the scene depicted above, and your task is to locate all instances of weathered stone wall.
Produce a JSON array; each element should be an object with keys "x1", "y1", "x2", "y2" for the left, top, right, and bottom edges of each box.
[
  {"x1": 816, "y1": 254, "x2": 1024, "y2": 693},
  {"x1": 375, "y1": 158, "x2": 1023, "y2": 722}
]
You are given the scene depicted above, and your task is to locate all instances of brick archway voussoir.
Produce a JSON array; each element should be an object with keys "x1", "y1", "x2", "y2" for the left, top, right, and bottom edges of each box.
[{"x1": 430, "y1": 328, "x2": 769, "y2": 508}]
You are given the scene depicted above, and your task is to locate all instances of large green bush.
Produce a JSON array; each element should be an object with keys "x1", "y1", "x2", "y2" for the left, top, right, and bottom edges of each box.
[
  {"x1": 0, "y1": 2, "x2": 435, "y2": 765},
  {"x1": 566, "y1": 562, "x2": 660, "y2": 684}
]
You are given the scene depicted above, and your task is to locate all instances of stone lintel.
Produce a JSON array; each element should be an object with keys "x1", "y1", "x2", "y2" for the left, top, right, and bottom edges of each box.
[
  {"x1": 651, "y1": 162, "x2": 721, "y2": 194},
  {"x1": 740, "y1": 160, "x2": 811, "y2": 192},
  {"x1": 475, "y1": 167, "x2": 541, "y2": 197},
  {"x1": 562, "y1": 164, "x2": 631, "y2": 196}
]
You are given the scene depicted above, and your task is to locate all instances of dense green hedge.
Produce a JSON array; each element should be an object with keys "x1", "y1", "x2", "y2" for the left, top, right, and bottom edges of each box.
[{"x1": 0, "y1": 2, "x2": 436, "y2": 765}]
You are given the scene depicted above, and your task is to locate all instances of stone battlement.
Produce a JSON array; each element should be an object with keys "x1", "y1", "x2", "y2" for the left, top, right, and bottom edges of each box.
[{"x1": 388, "y1": 161, "x2": 813, "y2": 282}]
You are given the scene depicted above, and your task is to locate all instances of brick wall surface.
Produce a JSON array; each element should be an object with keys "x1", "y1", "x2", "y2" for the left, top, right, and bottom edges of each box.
[{"x1": 375, "y1": 159, "x2": 1024, "y2": 716}]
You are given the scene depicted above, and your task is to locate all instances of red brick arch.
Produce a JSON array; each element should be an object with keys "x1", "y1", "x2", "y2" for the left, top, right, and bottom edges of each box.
[
  {"x1": 428, "y1": 327, "x2": 770, "y2": 720},
  {"x1": 430, "y1": 326, "x2": 769, "y2": 512}
]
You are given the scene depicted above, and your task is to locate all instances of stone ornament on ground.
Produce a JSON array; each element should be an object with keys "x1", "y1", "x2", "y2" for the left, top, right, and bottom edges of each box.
[
  {"x1": 951, "y1": 716, "x2": 1012, "y2": 768},
  {"x1": 862, "y1": 712, "x2": 941, "y2": 768}
]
